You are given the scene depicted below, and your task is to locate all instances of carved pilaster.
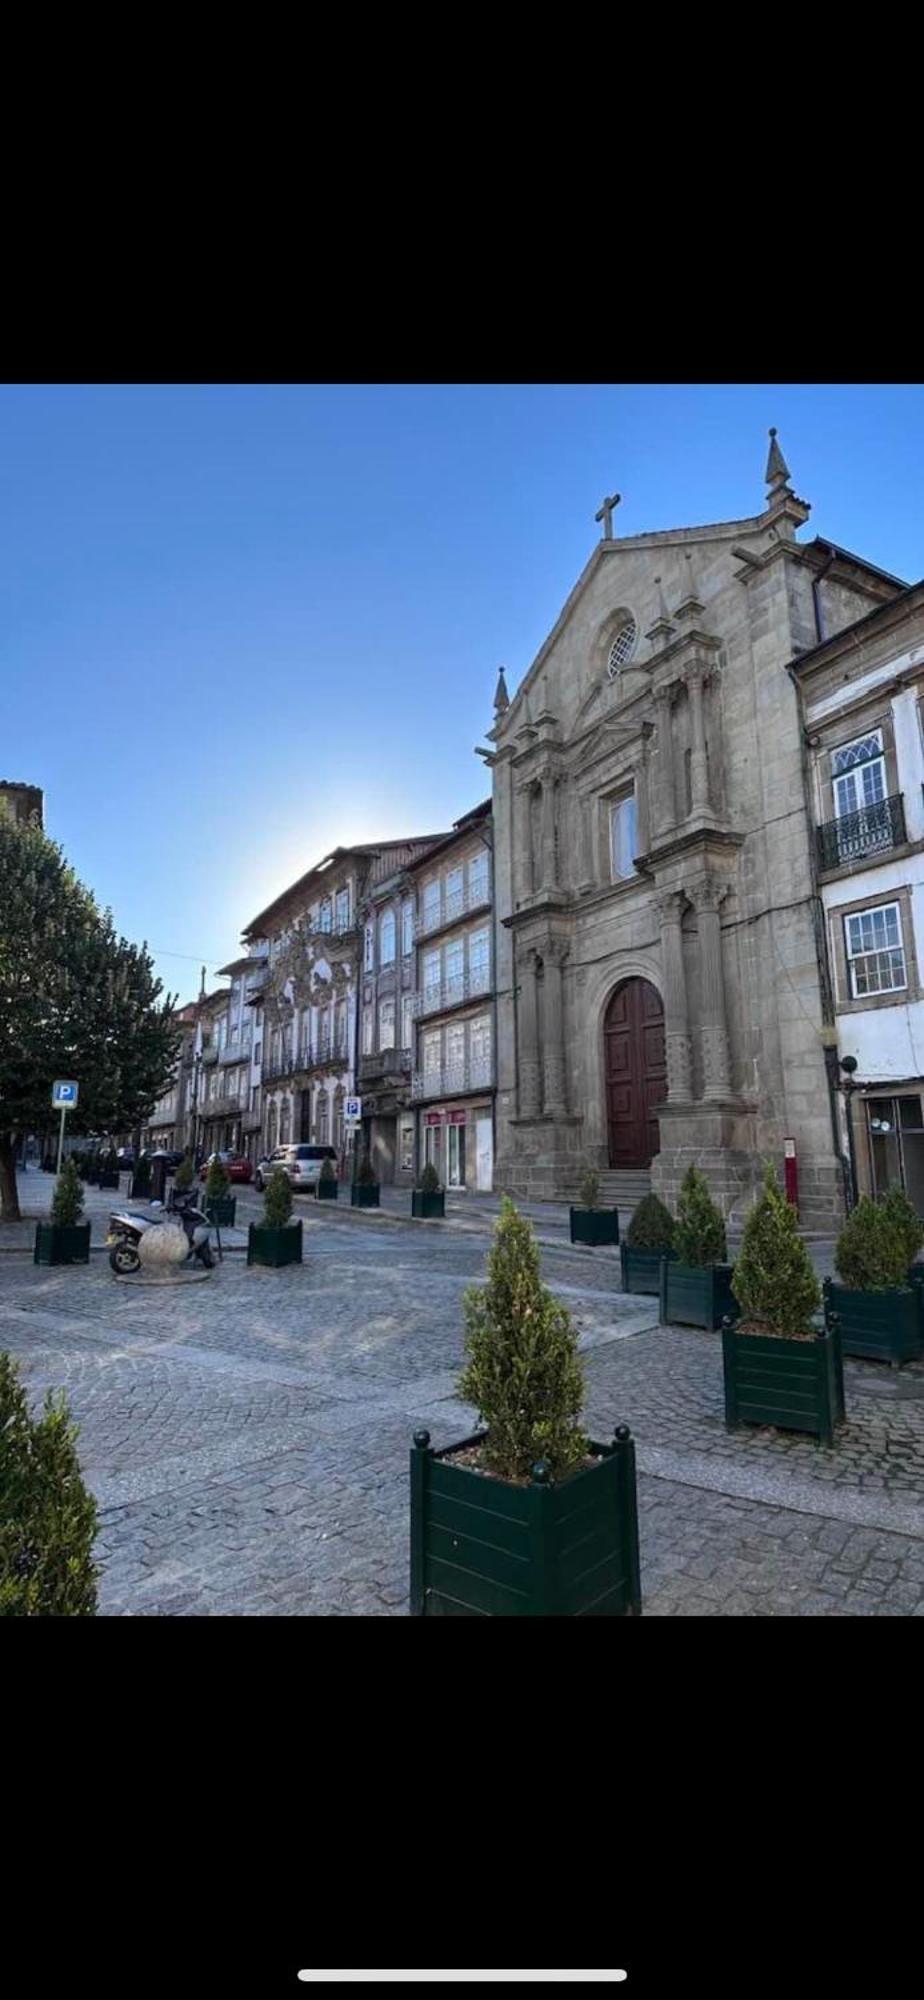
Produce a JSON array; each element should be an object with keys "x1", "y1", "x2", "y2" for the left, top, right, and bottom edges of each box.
[
  {"x1": 540, "y1": 774, "x2": 558, "y2": 893},
  {"x1": 541, "y1": 938, "x2": 569, "y2": 1116},
  {"x1": 515, "y1": 782, "x2": 534, "y2": 898},
  {"x1": 655, "y1": 889, "x2": 692, "y2": 1103},
  {"x1": 652, "y1": 686, "x2": 677, "y2": 836},
  {"x1": 517, "y1": 944, "x2": 541, "y2": 1116},
  {"x1": 685, "y1": 668, "x2": 710, "y2": 814},
  {"x1": 690, "y1": 874, "x2": 731, "y2": 1099}
]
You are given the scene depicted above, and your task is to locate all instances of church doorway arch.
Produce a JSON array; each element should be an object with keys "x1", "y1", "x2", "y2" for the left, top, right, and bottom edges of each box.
[{"x1": 603, "y1": 977, "x2": 667, "y2": 1168}]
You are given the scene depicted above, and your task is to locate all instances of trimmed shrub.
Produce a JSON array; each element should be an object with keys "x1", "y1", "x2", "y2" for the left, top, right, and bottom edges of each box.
[
  {"x1": 458, "y1": 1196, "x2": 585, "y2": 1483},
  {"x1": 579, "y1": 1163, "x2": 600, "y2": 1211},
  {"x1": 626, "y1": 1192, "x2": 675, "y2": 1253},
  {"x1": 418, "y1": 1161, "x2": 441, "y2": 1194},
  {"x1": 834, "y1": 1195, "x2": 908, "y2": 1292},
  {"x1": 205, "y1": 1155, "x2": 230, "y2": 1202},
  {"x1": 319, "y1": 1157, "x2": 337, "y2": 1186},
  {"x1": 174, "y1": 1151, "x2": 195, "y2": 1191},
  {"x1": 673, "y1": 1165, "x2": 726, "y2": 1267},
  {"x1": 878, "y1": 1185, "x2": 924, "y2": 1269},
  {"x1": 263, "y1": 1166, "x2": 293, "y2": 1229},
  {"x1": 0, "y1": 1352, "x2": 99, "y2": 1616},
  {"x1": 731, "y1": 1163, "x2": 821, "y2": 1335},
  {"x1": 356, "y1": 1151, "x2": 376, "y2": 1187},
  {"x1": 51, "y1": 1157, "x2": 85, "y2": 1229}
]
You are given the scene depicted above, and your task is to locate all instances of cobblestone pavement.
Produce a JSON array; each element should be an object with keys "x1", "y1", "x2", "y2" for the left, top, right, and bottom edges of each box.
[{"x1": 4, "y1": 1203, "x2": 924, "y2": 1615}]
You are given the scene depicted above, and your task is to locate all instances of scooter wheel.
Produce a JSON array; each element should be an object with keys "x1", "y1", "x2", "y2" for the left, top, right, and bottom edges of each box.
[
  {"x1": 110, "y1": 1242, "x2": 140, "y2": 1274},
  {"x1": 197, "y1": 1243, "x2": 215, "y2": 1270}
]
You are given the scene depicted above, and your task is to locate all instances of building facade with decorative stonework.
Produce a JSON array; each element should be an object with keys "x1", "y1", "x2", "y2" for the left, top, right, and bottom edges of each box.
[
  {"x1": 406, "y1": 800, "x2": 496, "y2": 1192},
  {"x1": 486, "y1": 436, "x2": 910, "y2": 1226}
]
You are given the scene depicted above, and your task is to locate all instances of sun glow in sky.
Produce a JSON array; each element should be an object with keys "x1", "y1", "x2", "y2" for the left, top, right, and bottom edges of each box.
[{"x1": 3, "y1": 382, "x2": 923, "y2": 1001}]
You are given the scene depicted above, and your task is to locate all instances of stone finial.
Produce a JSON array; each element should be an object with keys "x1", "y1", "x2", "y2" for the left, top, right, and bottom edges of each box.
[
  {"x1": 645, "y1": 574, "x2": 675, "y2": 650},
  {"x1": 765, "y1": 426, "x2": 792, "y2": 499},
  {"x1": 494, "y1": 665, "x2": 510, "y2": 714},
  {"x1": 674, "y1": 550, "x2": 704, "y2": 623}
]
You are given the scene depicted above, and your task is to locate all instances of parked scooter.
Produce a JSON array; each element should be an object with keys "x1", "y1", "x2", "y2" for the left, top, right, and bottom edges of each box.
[{"x1": 107, "y1": 1189, "x2": 215, "y2": 1275}]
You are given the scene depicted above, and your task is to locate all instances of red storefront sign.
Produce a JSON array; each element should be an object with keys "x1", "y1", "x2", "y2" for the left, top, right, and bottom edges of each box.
[
  {"x1": 447, "y1": 1110, "x2": 466, "y2": 1125},
  {"x1": 425, "y1": 1111, "x2": 444, "y2": 1126}
]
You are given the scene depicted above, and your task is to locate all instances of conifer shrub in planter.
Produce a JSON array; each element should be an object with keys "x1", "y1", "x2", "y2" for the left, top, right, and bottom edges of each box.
[
  {"x1": 824, "y1": 1194, "x2": 923, "y2": 1366},
  {"x1": 247, "y1": 1167, "x2": 302, "y2": 1268},
  {"x1": 174, "y1": 1151, "x2": 195, "y2": 1194},
  {"x1": 412, "y1": 1160, "x2": 444, "y2": 1219},
  {"x1": 660, "y1": 1165, "x2": 737, "y2": 1329},
  {"x1": 34, "y1": 1158, "x2": 91, "y2": 1266},
  {"x1": 878, "y1": 1185, "x2": 924, "y2": 1296},
  {"x1": 317, "y1": 1157, "x2": 338, "y2": 1201},
  {"x1": 204, "y1": 1156, "x2": 235, "y2": 1227},
  {"x1": 570, "y1": 1163, "x2": 619, "y2": 1247},
  {"x1": 0, "y1": 1352, "x2": 99, "y2": 1615},
  {"x1": 724, "y1": 1165, "x2": 844, "y2": 1443},
  {"x1": 351, "y1": 1151, "x2": 380, "y2": 1208},
  {"x1": 621, "y1": 1192, "x2": 676, "y2": 1294},
  {"x1": 410, "y1": 1197, "x2": 642, "y2": 1617}
]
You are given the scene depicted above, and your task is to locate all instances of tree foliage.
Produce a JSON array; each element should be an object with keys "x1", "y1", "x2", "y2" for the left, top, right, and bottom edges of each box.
[
  {"x1": 731, "y1": 1164, "x2": 821, "y2": 1335},
  {"x1": 673, "y1": 1164, "x2": 727, "y2": 1267},
  {"x1": 626, "y1": 1192, "x2": 675, "y2": 1252},
  {"x1": 0, "y1": 817, "x2": 180, "y2": 1219},
  {"x1": 205, "y1": 1155, "x2": 230, "y2": 1201},
  {"x1": 418, "y1": 1161, "x2": 441, "y2": 1194},
  {"x1": 579, "y1": 1162, "x2": 600, "y2": 1211},
  {"x1": 174, "y1": 1151, "x2": 195, "y2": 1191},
  {"x1": 834, "y1": 1195, "x2": 909, "y2": 1292},
  {"x1": 263, "y1": 1166, "x2": 293, "y2": 1228},
  {"x1": 51, "y1": 1158, "x2": 85, "y2": 1229},
  {"x1": 458, "y1": 1196, "x2": 585, "y2": 1482},
  {"x1": 877, "y1": 1185, "x2": 924, "y2": 1271},
  {"x1": 0, "y1": 1352, "x2": 99, "y2": 1615}
]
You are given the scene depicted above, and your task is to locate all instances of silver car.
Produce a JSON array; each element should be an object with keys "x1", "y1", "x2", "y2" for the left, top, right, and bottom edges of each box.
[{"x1": 254, "y1": 1143, "x2": 338, "y2": 1193}]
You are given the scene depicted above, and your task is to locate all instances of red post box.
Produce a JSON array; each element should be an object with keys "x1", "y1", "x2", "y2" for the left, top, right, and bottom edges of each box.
[{"x1": 783, "y1": 1136, "x2": 798, "y2": 1215}]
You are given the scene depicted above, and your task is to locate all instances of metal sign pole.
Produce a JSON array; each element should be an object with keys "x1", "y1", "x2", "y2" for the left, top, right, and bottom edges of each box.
[{"x1": 56, "y1": 1105, "x2": 67, "y2": 1178}]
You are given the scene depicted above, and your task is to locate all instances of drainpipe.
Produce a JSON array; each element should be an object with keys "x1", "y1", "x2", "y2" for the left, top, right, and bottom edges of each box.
[{"x1": 785, "y1": 657, "x2": 850, "y2": 1211}]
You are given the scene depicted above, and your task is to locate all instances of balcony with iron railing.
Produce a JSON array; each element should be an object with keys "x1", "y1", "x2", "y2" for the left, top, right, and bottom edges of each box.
[
  {"x1": 359, "y1": 1046, "x2": 412, "y2": 1083},
  {"x1": 408, "y1": 965, "x2": 492, "y2": 1019},
  {"x1": 219, "y1": 1037, "x2": 253, "y2": 1066},
  {"x1": 816, "y1": 792, "x2": 906, "y2": 873},
  {"x1": 417, "y1": 879, "x2": 492, "y2": 938},
  {"x1": 201, "y1": 1045, "x2": 219, "y2": 1066},
  {"x1": 200, "y1": 1089, "x2": 245, "y2": 1120},
  {"x1": 261, "y1": 1050, "x2": 297, "y2": 1083},
  {"x1": 411, "y1": 1056, "x2": 494, "y2": 1099},
  {"x1": 299, "y1": 1035, "x2": 351, "y2": 1073}
]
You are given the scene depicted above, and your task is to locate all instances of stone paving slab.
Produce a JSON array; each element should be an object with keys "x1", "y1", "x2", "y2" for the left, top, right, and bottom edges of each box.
[{"x1": 2, "y1": 1205, "x2": 922, "y2": 1616}]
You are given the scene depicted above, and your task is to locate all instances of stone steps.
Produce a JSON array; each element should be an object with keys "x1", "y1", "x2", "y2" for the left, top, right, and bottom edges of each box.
[{"x1": 566, "y1": 1169, "x2": 652, "y2": 1205}]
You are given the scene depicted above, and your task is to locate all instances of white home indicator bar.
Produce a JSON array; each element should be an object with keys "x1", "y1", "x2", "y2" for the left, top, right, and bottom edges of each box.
[{"x1": 297, "y1": 1976, "x2": 628, "y2": 1986}]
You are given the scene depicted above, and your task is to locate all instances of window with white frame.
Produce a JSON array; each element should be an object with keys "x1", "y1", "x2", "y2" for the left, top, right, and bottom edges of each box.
[
  {"x1": 832, "y1": 731, "x2": 886, "y2": 819},
  {"x1": 468, "y1": 926, "x2": 490, "y2": 993},
  {"x1": 336, "y1": 887, "x2": 350, "y2": 932},
  {"x1": 610, "y1": 791, "x2": 637, "y2": 881},
  {"x1": 844, "y1": 902, "x2": 907, "y2": 998},
  {"x1": 401, "y1": 993, "x2": 414, "y2": 1052},
  {"x1": 399, "y1": 1114, "x2": 414, "y2": 1172},
  {"x1": 378, "y1": 996, "x2": 396, "y2": 1050},
  {"x1": 423, "y1": 947, "x2": 440, "y2": 1005},
  {"x1": 402, "y1": 900, "x2": 414, "y2": 955},
  {"x1": 468, "y1": 849, "x2": 489, "y2": 905},
  {"x1": 470, "y1": 1013, "x2": 492, "y2": 1067},
  {"x1": 362, "y1": 1004, "x2": 374, "y2": 1054},
  {"x1": 444, "y1": 936, "x2": 464, "y2": 1000},
  {"x1": 423, "y1": 877, "x2": 440, "y2": 930},
  {"x1": 379, "y1": 908, "x2": 396, "y2": 965},
  {"x1": 423, "y1": 1028, "x2": 441, "y2": 1076},
  {"x1": 364, "y1": 922, "x2": 374, "y2": 971},
  {"x1": 319, "y1": 897, "x2": 332, "y2": 933},
  {"x1": 446, "y1": 1021, "x2": 465, "y2": 1076},
  {"x1": 445, "y1": 866, "x2": 464, "y2": 920}
]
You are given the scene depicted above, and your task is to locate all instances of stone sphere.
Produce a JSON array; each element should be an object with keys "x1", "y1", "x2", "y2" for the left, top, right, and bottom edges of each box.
[{"x1": 138, "y1": 1222, "x2": 188, "y2": 1269}]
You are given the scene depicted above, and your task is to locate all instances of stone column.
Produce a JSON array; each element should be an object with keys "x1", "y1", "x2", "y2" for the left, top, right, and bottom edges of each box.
[
  {"x1": 515, "y1": 782, "x2": 533, "y2": 897},
  {"x1": 693, "y1": 876, "x2": 731, "y2": 1099},
  {"x1": 687, "y1": 669, "x2": 710, "y2": 813},
  {"x1": 577, "y1": 792, "x2": 595, "y2": 889},
  {"x1": 541, "y1": 940, "x2": 568, "y2": 1116},
  {"x1": 652, "y1": 686, "x2": 676, "y2": 836},
  {"x1": 517, "y1": 945, "x2": 541, "y2": 1116},
  {"x1": 540, "y1": 775, "x2": 557, "y2": 893},
  {"x1": 656, "y1": 890, "x2": 692, "y2": 1102}
]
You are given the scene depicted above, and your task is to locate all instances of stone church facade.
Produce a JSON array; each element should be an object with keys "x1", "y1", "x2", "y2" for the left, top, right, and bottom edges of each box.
[{"x1": 486, "y1": 436, "x2": 907, "y2": 1227}]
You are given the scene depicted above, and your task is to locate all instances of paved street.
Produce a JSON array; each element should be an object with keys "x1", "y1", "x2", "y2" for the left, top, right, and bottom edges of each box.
[{"x1": 5, "y1": 1169, "x2": 924, "y2": 1615}]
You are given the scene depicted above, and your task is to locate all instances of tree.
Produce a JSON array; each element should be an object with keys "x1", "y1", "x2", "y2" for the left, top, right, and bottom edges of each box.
[
  {"x1": 673, "y1": 1164, "x2": 727, "y2": 1267},
  {"x1": 458, "y1": 1197, "x2": 585, "y2": 1482},
  {"x1": 731, "y1": 1163, "x2": 821, "y2": 1335},
  {"x1": 0, "y1": 817, "x2": 181, "y2": 1220},
  {"x1": 0, "y1": 1352, "x2": 99, "y2": 1615}
]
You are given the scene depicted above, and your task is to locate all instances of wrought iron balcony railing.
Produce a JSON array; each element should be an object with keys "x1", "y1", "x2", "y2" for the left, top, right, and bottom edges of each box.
[
  {"x1": 298, "y1": 1036, "x2": 351, "y2": 1072},
  {"x1": 408, "y1": 965, "x2": 492, "y2": 1019},
  {"x1": 200, "y1": 1045, "x2": 219, "y2": 1066},
  {"x1": 261, "y1": 1051, "x2": 296, "y2": 1083},
  {"x1": 219, "y1": 1038, "x2": 253, "y2": 1065},
  {"x1": 411, "y1": 1056, "x2": 494, "y2": 1099},
  {"x1": 200, "y1": 1090, "x2": 245, "y2": 1120},
  {"x1": 359, "y1": 1046, "x2": 412, "y2": 1081},
  {"x1": 816, "y1": 792, "x2": 906, "y2": 872}
]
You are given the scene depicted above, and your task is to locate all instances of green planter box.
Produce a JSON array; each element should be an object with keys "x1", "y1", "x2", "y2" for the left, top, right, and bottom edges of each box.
[
  {"x1": 570, "y1": 1207, "x2": 619, "y2": 1247},
  {"x1": 620, "y1": 1243, "x2": 674, "y2": 1295},
  {"x1": 246, "y1": 1220, "x2": 303, "y2": 1268},
  {"x1": 351, "y1": 1183, "x2": 380, "y2": 1208},
  {"x1": 410, "y1": 1426, "x2": 642, "y2": 1617},
  {"x1": 722, "y1": 1320, "x2": 845, "y2": 1444},
  {"x1": 34, "y1": 1222, "x2": 91, "y2": 1267},
  {"x1": 824, "y1": 1277, "x2": 922, "y2": 1367},
  {"x1": 661, "y1": 1259, "x2": 739, "y2": 1330},
  {"x1": 412, "y1": 1189, "x2": 445, "y2": 1219},
  {"x1": 316, "y1": 1179, "x2": 339, "y2": 1201},
  {"x1": 96, "y1": 1168, "x2": 120, "y2": 1190},
  {"x1": 206, "y1": 1195, "x2": 236, "y2": 1227}
]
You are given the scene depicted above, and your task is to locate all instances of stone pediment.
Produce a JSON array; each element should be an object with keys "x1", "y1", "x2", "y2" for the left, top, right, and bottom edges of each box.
[{"x1": 567, "y1": 713, "x2": 650, "y2": 780}]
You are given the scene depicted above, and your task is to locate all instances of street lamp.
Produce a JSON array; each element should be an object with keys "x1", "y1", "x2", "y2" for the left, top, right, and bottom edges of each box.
[
  {"x1": 190, "y1": 1049, "x2": 202, "y2": 1166},
  {"x1": 839, "y1": 1055, "x2": 859, "y2": 1210}
]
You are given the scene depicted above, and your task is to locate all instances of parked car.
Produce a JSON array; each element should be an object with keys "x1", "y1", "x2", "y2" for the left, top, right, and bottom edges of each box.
[
  {"x1": 254, "y1": 1144, "x2": 337, "y2": 1193},
  {"x1": 198, "y1": 1151, "x2": 254, "y2": 1185}
]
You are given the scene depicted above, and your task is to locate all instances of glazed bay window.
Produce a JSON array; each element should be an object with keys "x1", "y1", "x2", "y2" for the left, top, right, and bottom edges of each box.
[
  {"x1": 379, "y1": 996, "x2": 396, "y2": 1051},
  {"x1": 402, "y1": 899, "x2": 414, "y2": 955},
  {"x1": 422, "y1": 877, "x2": 440, "y2": 932},
  {"x1": 468, "y1": 849, "x2": 489, "y2": 906},
  {"x1": 423, "y1": 947, "x2": 440, "y2": 1010},
  {"x1": 468, "y1": 926, "x2": 490, "y2": 995},
  {"x1": 423, "y1": 1029, "x2": 441, "y2": 1080},
  {"x1": 470, "y1": 1012, "x2": 492, "y2": 1084},
  {"x1": 844, "y1": 902, "x2": 907, "y2": 998},
  {"x1": 817, "y1": 728, "x2": 906, "y2": 869},
  {"x1": 444, "y1": 936, "x2": 464, "y2": 1004},
  {"x1": 445, "y1": 866, "x2": 464, "y2": 923},
  {"x1": 610, "y1": 790, "x2": 637, "y2": 882},
  {"x1": 401, "y1": 993, "x2": 414, "y2": 1053},
  {"x1": 336, "y1": 886, "x2": 350, "y2": 933},
  {"x1": 379, "y1": 908, "x2": 396, "y2": 966},
  {"x1": 362, "y1": 1005, "x2": 374, "y2": 1055},
  {"x1": 364, "y1": 923, "x2": 374, "y2": 972},
  {"x1": 319, "y1": 897, "x2": 332, "y2": 933},
  {"x1": 446, "y1": 1021, "x2": 465, "y2": 1088}
]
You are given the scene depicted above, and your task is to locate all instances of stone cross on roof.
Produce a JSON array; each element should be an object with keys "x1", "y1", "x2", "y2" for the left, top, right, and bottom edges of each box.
[{"x1": 595, "y1": 491, "x2": 621, "y2": 539}]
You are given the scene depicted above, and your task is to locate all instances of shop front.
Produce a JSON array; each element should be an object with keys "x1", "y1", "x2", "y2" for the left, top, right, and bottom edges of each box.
[
  {"x1": 863, "y1": 1087, "x2": 924, "y2": 1212},
  {"x1": 419, "y1": 1102, "x2": 493, "y2": 1191}
]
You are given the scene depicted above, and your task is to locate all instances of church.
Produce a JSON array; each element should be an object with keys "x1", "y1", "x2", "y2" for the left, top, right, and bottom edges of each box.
[{"x1": 484, "y1": 435, "x2": 908, "y2": 1228}]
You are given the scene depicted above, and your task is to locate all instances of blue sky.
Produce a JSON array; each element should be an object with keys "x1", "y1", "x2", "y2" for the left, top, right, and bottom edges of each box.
[{"x1": 3, "y1": 382, "x2": 923, "y2": 1004}]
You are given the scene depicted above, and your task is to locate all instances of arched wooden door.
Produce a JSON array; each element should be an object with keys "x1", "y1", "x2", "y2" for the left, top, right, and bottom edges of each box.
[{"x1": 604, "y1": 978, "x2": 667, "y2": 1168}]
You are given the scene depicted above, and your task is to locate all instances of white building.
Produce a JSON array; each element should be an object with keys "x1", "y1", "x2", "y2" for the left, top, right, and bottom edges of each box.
[{"x1": 793, "y1": 574, "x2": 924, "y2": 1207}]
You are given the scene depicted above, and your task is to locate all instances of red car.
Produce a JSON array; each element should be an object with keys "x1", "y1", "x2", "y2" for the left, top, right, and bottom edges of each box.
[{"x1": 198, "y1": 1151, "x2": 254, "y2": 1185}]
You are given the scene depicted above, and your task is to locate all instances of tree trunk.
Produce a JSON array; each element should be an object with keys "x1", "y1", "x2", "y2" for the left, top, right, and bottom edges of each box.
[{"x1": 0, "y1": 1131, "x2": 22, "y2": 1221}]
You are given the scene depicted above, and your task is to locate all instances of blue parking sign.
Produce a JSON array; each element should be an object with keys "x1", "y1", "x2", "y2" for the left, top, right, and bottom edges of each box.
[{"x1": 51, "y1": 1079, "x2": 79, "y2": 1109}]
